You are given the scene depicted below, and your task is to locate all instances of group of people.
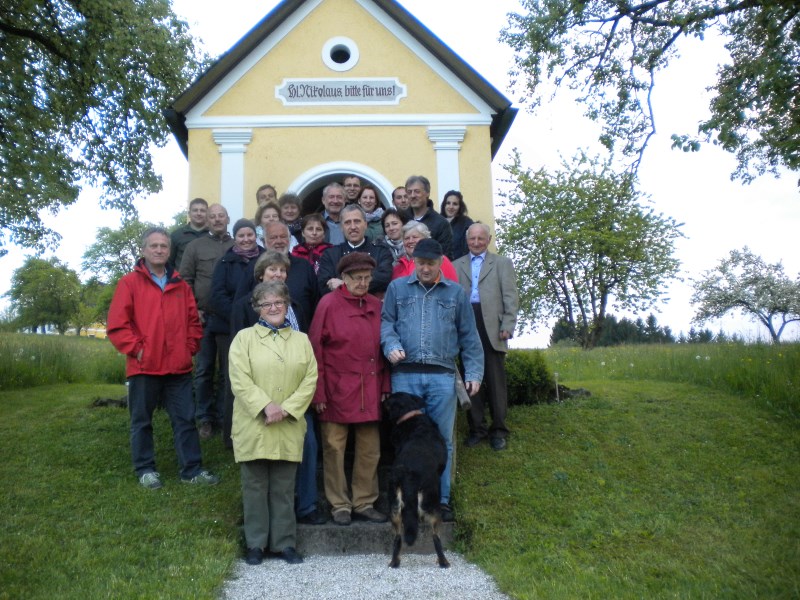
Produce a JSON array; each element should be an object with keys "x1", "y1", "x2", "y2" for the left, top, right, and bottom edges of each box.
[{"x1": 105, "y1": 174, "x2": 519, "y2": 567}]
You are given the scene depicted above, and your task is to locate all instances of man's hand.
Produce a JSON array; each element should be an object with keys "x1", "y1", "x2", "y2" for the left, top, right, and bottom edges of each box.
[
  {"x1": 136, "y1": 349, "x2": 143, "y2": 361},
  {"x1": 499, "y1": 330, "x2": 512, "y2": 341},
  {"x1": 465, "y1": 381, "x2": 481, "y2": 396},
  {"x1": 387, "y1": 349, "x2": 406, "y2": 365},
  {"x1": 314, "y1": 403, "x2": 326, "y2": 414}
]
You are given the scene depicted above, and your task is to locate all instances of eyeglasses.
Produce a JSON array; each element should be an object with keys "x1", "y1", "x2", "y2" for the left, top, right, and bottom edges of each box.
[
  {"x1": 257, "y1": 301, "x2": 286, "y2": 310},
  {"x1": 344, "y1": 274, "x2": 372, "y2": 283}
]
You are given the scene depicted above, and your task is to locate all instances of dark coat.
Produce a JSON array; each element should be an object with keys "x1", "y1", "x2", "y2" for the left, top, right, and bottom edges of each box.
[
  {"x1": 317, "y1": 239, "x2": 393, "y2": 297},
  {"x1": 234, "y1": 254, "x2": 319, "y2": 326},
  {"x1": 208, "y1": 247, "x2": 265, "y2": 335},
  {"x1": 448, "y1": 214, "x2": 474, "y2": 260}
]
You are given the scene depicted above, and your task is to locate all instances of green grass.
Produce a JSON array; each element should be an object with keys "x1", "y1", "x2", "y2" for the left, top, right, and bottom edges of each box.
[
  {"x1": 0, "y1": 385, "x2": 241, "y2": 600},
  {"x1": 0, "y1": 333, "x2": 125, "y2": 390},
  {"x1": 455, "y1": 379, "x2": 800, "y2": 599},
  {"x1": 2, "y1": 336, "x2": 799, "y2": 598},
  {"x1": 544, "y1": 343, "x2": 800, "y2": 417}
]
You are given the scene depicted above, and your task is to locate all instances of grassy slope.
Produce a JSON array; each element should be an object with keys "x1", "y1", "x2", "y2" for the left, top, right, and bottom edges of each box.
[
  {"x1": 456, "y1": 380, "x2": 800, "y2": 599},
  {"x1": 0, "y1": 385, "x2": 240, "y2": 600}
]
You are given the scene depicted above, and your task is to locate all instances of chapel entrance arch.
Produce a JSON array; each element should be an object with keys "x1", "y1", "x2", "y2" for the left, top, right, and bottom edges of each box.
[{"x1": 289, "y1": 162, "x2": 395, "y2": 215}]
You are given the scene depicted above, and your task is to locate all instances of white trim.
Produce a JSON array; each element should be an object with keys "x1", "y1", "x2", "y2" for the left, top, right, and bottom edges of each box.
[
  {"x1": 185, "y1": 0, "x2": 323, "y2": 121},
  {"x1": 185, "y1": 0, "x2": 496, "y2": 123},
  {"x1": 213, "y1": 129, "x2": 253, "y2": 225},
  {"x1": 322, "y1": 36, "x2": 359, "y2": 72},
  {"x1": 288, "y1": 161, "x2": 395, "y2": 206},
  {"x1": 185, "y1": 113, "x2": 489, "y2": 129},
  {"x1": 428, "y1": 126, "x2": 466, "y2": 195},
  {"x1": 355, "y1": 0, "x2": 494, "y2": 115}
]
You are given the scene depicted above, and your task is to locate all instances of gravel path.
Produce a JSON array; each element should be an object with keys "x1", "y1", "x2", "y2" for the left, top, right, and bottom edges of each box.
[{"x1": 221, "y1": 552, "x2": 510, "y2": 599}]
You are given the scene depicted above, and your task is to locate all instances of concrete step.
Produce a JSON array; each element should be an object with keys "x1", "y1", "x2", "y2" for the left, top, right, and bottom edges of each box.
[{"x1": 297, "y1": 519, "x2": 455, "y2": 556}]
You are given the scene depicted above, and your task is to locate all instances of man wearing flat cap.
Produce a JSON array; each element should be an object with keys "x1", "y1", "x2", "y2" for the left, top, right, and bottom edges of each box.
[{"x1": 381, "y1": 238, "x2": 483, "y2": 523}]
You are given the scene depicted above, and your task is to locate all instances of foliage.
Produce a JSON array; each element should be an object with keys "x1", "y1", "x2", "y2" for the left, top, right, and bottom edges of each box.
[
  {"x1": 457, "y1": 380, "x2": 800, "y2": 598},
  {"x1": 505, "y1": 349, "x2": 554, "y2": 405},
  {"x1": 5, "y1": 257, "x2": 82, "y2": 334},
  {"x1": 498, "y1": 150, "x2": 683, "y2": 348},
  {"x1": 0, "y1": 0, "x2": 205, "y2": 257},
  {"x1": 552, "y1": 313, "x2": 676, "y2": 346},
  {"x1": 501, "y1": 0, "x2": 800, "y2": 183},
  {"x1": 544, "y1": 342, "x2": 800, "y2": 417},
  {"x1": 692, "y1": 246, "x2": 800, "y2": 343},
  {"x1": 72, "y1": 278, "x2": 109, "y2": 334},
  {"x1": 0, "y1": 333, "x2": 124, "y2": 389},
  {"x1": 81, "y1": 217, "x2": 158, "y2": 283},
  {"x1": 0, "y1": 384, "x2": 240, "y2": 599}
]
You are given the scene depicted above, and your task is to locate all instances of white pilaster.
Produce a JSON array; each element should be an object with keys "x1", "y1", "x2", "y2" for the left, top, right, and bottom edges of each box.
[
  {"x1": 213, "y1": 129, "x2": 253, "y2": 225},
  {"x1": 427, "y1": 126, "x2": 466, "y2": 198}
]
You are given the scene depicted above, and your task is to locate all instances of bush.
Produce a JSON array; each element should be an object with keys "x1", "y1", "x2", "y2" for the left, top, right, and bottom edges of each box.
[{"x1": 505, "y1": 349, "x2": 555, "y2": 405}]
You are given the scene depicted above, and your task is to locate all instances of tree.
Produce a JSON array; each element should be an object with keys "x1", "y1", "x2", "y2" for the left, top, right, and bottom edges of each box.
[
  {"x1": 81, "y1": 218, "x2": 157, "y2": 283},
  {"x1": 72, "y1": 277, "x2": 109, "y2": 335},
  {"x1": 498, "y1": 150, "x2": 683, "y2": 348},
  {"x1": 6, "y1": 257, "x2": 82, "y2": 334},
  {"x1": 501, "y1": 0, "x2": 800, "y2": 184},
  {"x1": 691, "y1": 246, "x2": 800, "y2": 343},
  {"x1": 0, "y1": 0, "x2": 204, "y2": 257}
]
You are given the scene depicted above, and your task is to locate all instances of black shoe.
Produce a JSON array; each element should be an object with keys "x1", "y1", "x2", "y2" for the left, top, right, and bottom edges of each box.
[
  {"x1": 490, "y1": 437, "x2": 507, "y2": 451},
  {"x1": 332, "y1": 510, "x2": 352, "y2": 526},
  {"x1": 440, "y1": 503, "x2": 455, "y2": 523},
  {"x1": 245, "y1": 547, "x2": 264, "y2": 566},
  {"x1": 465, "y1": 434, "x2": 485, "y2": 447},
  {"x1": 297, "y1": 509, "x2": 328, "y2": 525},
  {"x1": 278, "y1": 546, "x2": 303, "y2": 564}
]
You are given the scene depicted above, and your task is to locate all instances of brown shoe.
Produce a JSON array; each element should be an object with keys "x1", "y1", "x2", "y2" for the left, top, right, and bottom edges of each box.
[
  {"x1": 332, "y1": 510, "x2": 351, "y2": 526},
  {"x1": 353, "y1": 507, "x2": 388, "y2": 523},
  {"x1": 198, "y1": 422, "x2": 214, "y2": 441}
]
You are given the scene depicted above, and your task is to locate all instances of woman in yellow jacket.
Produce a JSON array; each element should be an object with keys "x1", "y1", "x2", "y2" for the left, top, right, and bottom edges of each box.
[{"x1": 229, "y1": 280, "x2": 318, "y2": 567}]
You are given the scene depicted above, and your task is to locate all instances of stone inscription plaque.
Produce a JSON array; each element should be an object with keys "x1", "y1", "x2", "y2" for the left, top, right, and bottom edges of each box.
[{"x1": 276, "y1": 78, "x2": 407, "y2": 106}]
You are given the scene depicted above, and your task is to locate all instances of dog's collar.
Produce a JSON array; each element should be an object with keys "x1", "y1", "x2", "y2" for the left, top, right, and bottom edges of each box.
[{"x1": 396, "y1": 409, "x2": 423, "y2": 424}]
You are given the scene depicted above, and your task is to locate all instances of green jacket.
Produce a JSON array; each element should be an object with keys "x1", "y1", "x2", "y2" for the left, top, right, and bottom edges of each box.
[{"x1": 229, "y1": 325, "x2": 317, "y2": 463}]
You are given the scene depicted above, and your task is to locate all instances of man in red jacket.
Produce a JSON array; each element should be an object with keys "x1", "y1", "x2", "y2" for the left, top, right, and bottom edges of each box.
[{"x1": 108, "y1": 227, "x2": 219, "y2": 490}]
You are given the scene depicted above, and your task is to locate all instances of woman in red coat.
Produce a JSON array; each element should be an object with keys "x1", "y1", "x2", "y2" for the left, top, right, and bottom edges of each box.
[{"x1": 308, "y1": 253, "x2": 390, "y2": 526}]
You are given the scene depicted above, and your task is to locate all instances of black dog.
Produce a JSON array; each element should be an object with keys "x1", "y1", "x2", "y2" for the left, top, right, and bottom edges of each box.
[{"x1": 384, "y1": 392, "x2": 450, "y2": 568}]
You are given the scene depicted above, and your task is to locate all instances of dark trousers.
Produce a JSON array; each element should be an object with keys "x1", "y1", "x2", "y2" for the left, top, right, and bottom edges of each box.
[
  {"x1": 128, "y1": 373, "x2": 203, "y2": 479},
  {"x1": 194, "y1": 323, "x2": 224, "y2": 426},
  {"x1": 295, "y1": 411, "x2": 319, "y2": 518},
  {"x1": 469, "y1": 304, "x2": 509, "y2": 440},
  {"x1": 213, "y1": 333, "x2": 233, "y2": 449},
  {"x1": 241, "y1": 459, "x2": 297, "y2": 552}
]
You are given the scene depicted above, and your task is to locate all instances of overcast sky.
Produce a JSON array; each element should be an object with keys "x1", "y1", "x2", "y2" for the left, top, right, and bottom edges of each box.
[{"x1": 2, "y1": 0, "x2": 798, "y2": 346}]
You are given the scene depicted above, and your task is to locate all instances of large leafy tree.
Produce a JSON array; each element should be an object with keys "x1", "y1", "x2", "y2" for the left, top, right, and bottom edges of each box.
[
  {"x1": 691, "y1": 247, "x2": 800, "y2": 343},
  {"x1": 0, "y1": 0, "x2": 203, "y2": 257},
  {"x1": 6, "y1": 257, "x2": 82, "y2": 334},
  {"x1": 81, "y1": 217, "x2": 158, "y2": 283},
  {"x1": 501, "y1": 0, "x2": 800, "y2": 183},
  {"x1": 498, "y1": 150, "x2": 683, "y2": 348}
]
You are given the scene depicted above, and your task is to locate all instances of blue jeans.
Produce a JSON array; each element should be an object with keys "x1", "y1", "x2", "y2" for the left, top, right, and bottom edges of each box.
[
  {"x1": 128, "y1": 373, "x2": 203, "y2": 480},
  {"x1": 194, "y1": 323, "x2": 224, "y2": 426},
  {"x1": 295, "y1": 411, "x2": 319, "y2": 517},
  {"x1": 390, "y1": 370, "x2": 457, "y2": 504}
]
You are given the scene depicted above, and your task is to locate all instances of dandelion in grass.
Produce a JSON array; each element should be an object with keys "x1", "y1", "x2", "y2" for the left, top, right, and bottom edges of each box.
[
  {"x1": 629, "y1": 363, "x2": 634, "y2": 368},
  {"x1": 705, "y1": 356, "x2": 710, "y2": 361},
  {"x1": 695, "y1": 355, "x2": 701, "y2": 360},
  {"x1": 600, "y1": 361, "x2": 606, "y2": 367}
]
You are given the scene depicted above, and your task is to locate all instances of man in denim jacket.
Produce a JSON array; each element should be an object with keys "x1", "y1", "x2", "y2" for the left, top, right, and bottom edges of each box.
[{"x1": 381, "y1": 238, "x2": 483, "y2": 522}]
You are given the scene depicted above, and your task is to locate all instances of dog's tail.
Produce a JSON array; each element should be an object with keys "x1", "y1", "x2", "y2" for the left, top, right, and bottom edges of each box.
[{"x1": 399, "y1": 470, "x2": 421, "y2": 546}]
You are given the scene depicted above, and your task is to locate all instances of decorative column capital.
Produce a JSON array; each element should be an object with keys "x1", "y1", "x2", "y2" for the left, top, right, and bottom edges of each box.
[
  {"x1": 212, "y1": 129, "x2": 253, "y2": 153},
  {"x1": 427, "y1": 126, "x2": 466, "y2": 150}
]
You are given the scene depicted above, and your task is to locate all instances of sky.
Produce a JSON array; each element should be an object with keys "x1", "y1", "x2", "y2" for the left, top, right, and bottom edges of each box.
[{"x1": 2, "y1": 0, "x2": 798, "y2": 347}]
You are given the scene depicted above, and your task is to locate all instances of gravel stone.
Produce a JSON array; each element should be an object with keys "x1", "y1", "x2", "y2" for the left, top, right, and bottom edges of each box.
[{"x1": 221, "y1": 552, "x2": 510, "y2": 599}]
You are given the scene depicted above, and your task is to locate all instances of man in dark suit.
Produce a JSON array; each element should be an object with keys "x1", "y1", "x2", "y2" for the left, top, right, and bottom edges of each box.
[
  {"x1": 454, "y1": 223, "x2": 519, "y2": 451},
  {"x1": 317, "y1": 204, "x2": 393, "y2": 297}
]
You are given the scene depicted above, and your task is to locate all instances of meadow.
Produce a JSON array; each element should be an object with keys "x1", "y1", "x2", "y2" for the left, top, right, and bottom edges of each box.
[{"x1": 0, "y1": 333, "x2": 797, "y2": 598}]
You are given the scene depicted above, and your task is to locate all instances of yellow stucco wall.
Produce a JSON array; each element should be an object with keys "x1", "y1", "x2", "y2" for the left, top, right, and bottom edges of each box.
[{"x1": 185, "y1": 0, "x2": 498, "y2": 231}]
